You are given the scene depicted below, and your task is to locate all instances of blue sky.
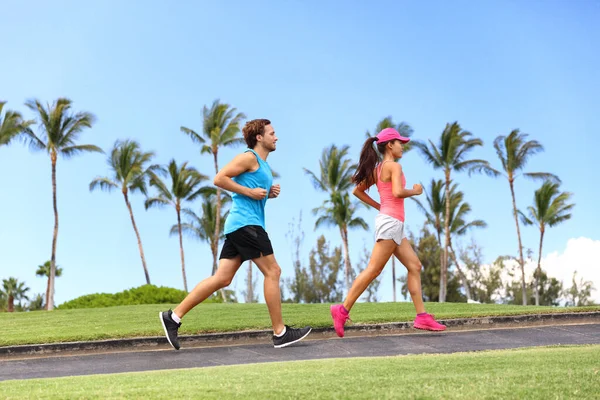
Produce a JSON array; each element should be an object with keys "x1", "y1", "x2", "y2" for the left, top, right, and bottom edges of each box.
[{"x1": 1, "y1": 0, "x2": 599, "y2": 305}]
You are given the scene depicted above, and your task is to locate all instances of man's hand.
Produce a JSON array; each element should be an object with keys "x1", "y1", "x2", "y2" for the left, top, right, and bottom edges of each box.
[
  {"x1": 268, "y1": 184, "x2": 281, "y2": 199},
  {"x1": 247, "y1": 188, "x2": 268, "y2": 200}
]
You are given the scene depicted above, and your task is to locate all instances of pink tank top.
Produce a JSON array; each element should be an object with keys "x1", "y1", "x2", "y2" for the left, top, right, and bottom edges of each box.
[{"x1": 376, "y1": 161, "x2": 406, "y2": 222}]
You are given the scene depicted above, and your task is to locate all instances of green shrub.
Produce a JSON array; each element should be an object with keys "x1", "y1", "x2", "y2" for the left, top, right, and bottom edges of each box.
[{"x1": 57, "y1": 285, "x2": 238, "y2": 309}]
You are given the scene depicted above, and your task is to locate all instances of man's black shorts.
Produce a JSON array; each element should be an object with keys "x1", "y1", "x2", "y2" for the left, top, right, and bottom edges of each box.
[{"x1": 219, "y1": 225, "x2": 274, "y2": 262}]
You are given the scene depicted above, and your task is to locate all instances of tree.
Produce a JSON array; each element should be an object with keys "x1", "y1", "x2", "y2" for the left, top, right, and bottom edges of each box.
[
  {"x1": 90, "y1": 140, "x2": 158, "y2": 285},
  {"x1": 27, "y1": 293, "x2": 46, "y2": 311},
  {"x1": 287, "y1": 236, "x2": 344, "y2": 303},
  {"x1": 0, "y1": 101, "x2": 32, "y2": 147},
  {"x1": 171, "y1": 189, "x2": 231, "y2": 301},
  {"x1": 460, "y1": 243, "x2": 504, "y2": 303},
  {"x1": 23, "y1": 98, "x2": 101, "y2": 310},
  {"x1": 412, "y1": 179, "x2": 446, "y2": 299},
  {"x1": 492, "y1": 129, "x2": 559, "y2": 305},
  {"x1": 564, "y1": 271, "x2": 595, "y2": 307},
  {"x1": 1, "y1": 278, "x2": 30, "y2": 312},
  {"x1": 413, "y1": 122, "x2": 496, "y2": 302},
  {"x1": 520, "y1": 181, "x2": 574, "y2": 305},
  {"x1": 242, "y1": 261, "x2": 259, "y2": 303},
  {"x1": 312, "y1": 191, "x2": 368, "y2": 291},
  {"x1": 399, "y1": 227, "x2": 464, "y2": 302},
  {"x1": 304, "y1": 144, "x2": 356, "y2": 194},
  {"x1": 145, "y1": 160, "x2": 208, "y2": 292},
  {"x1": 36, "y1": 261, "x2": 63, "y2": 310},
  {"x1": 504, "y1": 270, "x2": 563, "y2": 306},
  {"x1": 446, "y1": 186, "x2": 487, "y2": 301},
  {"x1": 285, "y1": 212, "x2": 307, "y2": 303},
  {"x1": 181, "y1": 100, "x2": 245, "y2": 276}
]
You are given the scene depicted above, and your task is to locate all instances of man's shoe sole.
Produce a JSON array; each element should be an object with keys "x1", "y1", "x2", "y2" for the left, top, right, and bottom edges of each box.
[
  {"x1": 159, "y1": 312, "x2": 180, "y2": 350},
  {"x1": 273, "y1": 328, "x2": 312, "y2": 349}
]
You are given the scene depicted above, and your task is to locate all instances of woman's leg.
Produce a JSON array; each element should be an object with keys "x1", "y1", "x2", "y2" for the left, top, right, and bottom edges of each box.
[
  {"x1": 343, "y1": 239, "x2": 397, "y2": 311},
  {"x1": 393, "y1": 238, "x2": 426, "y2": 314}
]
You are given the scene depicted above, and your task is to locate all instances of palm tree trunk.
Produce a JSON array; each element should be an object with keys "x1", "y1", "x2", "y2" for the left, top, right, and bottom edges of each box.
[
  {"x1": 212, "y1": 152, "x2": 227, "y2": 303},
  {"x1": 449, "y1": 243, "x2": 472, "y2": 301},
  {"x1": 509, "y1": 179, "x2": 527, "y2": 305},
  {"x1": 124, "y1": 191, "x2": 150, "y2": 285},
  {"x1": 436, "y1": 229, "x2": 444, "y2": 302},
  {"x1": 176, "y1": 206, "x2": 188, "y2": 292},
  {"x1": 392, "y1": 257, "x2": 396, "y2": 302},
  {"x1": 213, "y1": 152, "x2": 221, "y2": 276},
  {"x1": 340, "y1": 226, "x2": 352, "y2": 293},
  {"x1": 48, "y1": 152, "x2": 59, "y2": 311},
  {"x1": 535, "y1": 227, "x2": 545, "y2": 306},
  {"x1": 45, "y1": 276, "x2": 50, "y2": 310},
  {"x1": 441, "y1": 170, "x2": 451, "y2": 303},
  {"x1": 247, "y1": 261, "x2": 254, "y2": 303},
  {"x1": 8, "y1": 295, "x2": 14, "y2": 312}
]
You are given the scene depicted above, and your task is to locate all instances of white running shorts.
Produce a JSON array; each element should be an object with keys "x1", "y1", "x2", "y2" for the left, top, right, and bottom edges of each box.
[{"x1": 374, "y1": 213, "x2": 407, "y2": 245}]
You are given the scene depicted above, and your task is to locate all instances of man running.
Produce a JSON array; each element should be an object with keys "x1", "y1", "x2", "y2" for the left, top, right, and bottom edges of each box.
[{"x1": 160, "y1": 118, "x2": 312, "y2": 349}]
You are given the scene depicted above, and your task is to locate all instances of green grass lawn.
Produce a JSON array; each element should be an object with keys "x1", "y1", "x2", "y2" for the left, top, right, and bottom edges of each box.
[
  {"x1": 0, "y1": 302, "x2": 598, "y2": 347},
  {"x1": 1, "y1": 345, "x2": 598, "y2": 399}
]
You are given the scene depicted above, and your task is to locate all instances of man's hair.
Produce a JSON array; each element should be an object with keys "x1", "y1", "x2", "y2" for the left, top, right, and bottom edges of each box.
[{"x1": 242, "y1": 119, "x2": 271, "y2": 148}]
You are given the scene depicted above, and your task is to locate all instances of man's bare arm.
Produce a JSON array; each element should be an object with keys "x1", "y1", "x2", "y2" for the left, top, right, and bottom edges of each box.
[{"x1": 214, "y1": 153, "x2": 268, "y2": 200}]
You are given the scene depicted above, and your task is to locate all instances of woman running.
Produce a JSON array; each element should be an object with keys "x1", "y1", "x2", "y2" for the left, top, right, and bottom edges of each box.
[{"x1": 330, "y1": 127, "x2": 446, "y2": 337}]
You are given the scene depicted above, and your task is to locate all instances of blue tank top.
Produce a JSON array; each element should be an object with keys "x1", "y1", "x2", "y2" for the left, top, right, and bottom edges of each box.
[{"x1": 223, "y1": 149, "x2": 273, "y2": 234}]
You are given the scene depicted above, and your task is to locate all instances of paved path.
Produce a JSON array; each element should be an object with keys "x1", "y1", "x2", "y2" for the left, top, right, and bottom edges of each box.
[{"x1": 1, "y1": 323, "x2": 598, "y2": 381}]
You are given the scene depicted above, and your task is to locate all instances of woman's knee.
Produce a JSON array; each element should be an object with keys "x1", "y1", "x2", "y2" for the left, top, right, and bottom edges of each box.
[{"x1": 407, "y1": 261, "x2": 422, "y2": 275}]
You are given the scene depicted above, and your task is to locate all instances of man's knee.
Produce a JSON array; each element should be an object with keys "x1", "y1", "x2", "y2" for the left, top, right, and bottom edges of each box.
[
  {"x1": 215, "y1": 274, "x2": 234, "y2": 288},
  {"x1": 264, "y1": 263, "x2": 281, "y2": 279}
]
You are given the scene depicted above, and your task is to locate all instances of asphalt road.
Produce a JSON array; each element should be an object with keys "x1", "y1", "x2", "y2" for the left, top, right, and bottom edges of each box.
[{"x1": 1, "y1": 323, "x2": 598, "y2": 381}]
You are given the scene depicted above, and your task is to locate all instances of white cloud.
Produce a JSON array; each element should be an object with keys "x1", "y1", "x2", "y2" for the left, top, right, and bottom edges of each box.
[
  {"x1": 535, "y1": 237, "x2": 600, "y2": 302},
  {"x1": 465, "y1": 237, "x2": 599, "y2": 303}
]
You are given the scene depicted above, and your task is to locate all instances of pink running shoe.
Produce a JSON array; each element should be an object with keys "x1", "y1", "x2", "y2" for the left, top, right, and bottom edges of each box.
[
  {"x1": 330, "y1": 304, "x2": 351, "y2": 337},
  {"x1": 413, "y1": 313, "x2": 446, "y2": 331}
]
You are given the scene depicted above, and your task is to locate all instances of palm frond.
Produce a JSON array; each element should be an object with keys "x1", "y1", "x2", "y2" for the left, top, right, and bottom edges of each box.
[
  {"x1": 523, "y1": 172, "x2": 561, "y2": 183},
  {"x1": 60, "y1": 144, "x2": 103, "y2": 159},
  {"x1": 180, "y1": 126, "x2": 206, "y2": 144},
  {"x1": 89, "y1": 177, "x2": 119, "y2": 192}
]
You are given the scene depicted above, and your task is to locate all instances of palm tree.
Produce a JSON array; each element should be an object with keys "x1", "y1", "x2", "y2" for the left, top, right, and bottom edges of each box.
[
  {"x1": 413, "y1": 122, "x2": 497, "y2": 302},
  {"x1": 520, "y1": 181, "x2": 573, "y2": 305},
  {"x1": 36, "y1": 261, "x2": 63, "y2": 310},
  {"x1": 446, "y1": 188, "x2": 487, "y2": 301},
  {"x1": 181, "y1": 99, "x2": 245, "y2": 277},
  {"x1": 412, "y1": 179, "x2": 446, "y2": 288},
  {"x1": 145, "y1": 160, "x2": 208, "y2": 292},
  {"x1": 170, "y1": 190, "x2": 231, "y2": 275},
  {"x1": 22, "y1": 98, "x2": 101, "y2": 310},
  {"x1": 313, "y1": 191, "x2": 368, "y2": 291},
  {"x1": 0, "y1": 101, "x2": 32, "y2": 147},
  {"x1": 304, "y1": 144, "x2": 356, "y2": 194},
  {"x1": 304, "y1": 145, "x2": 359, "y2": 291},
  {"x1": 492, "y1": 129, "x2": 559, "y2": 305},
  {"x1": 90, "y1": 140, "x2": 158, "y2": 284},
  {"x1": 1, "y1": 278, "x2": 30, "y2": 312}
]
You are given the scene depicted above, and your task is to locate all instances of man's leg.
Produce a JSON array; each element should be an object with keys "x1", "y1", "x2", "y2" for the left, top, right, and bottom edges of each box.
[
  {"x1": 160, "y1": 256, "x2": 242, "y2": 350},
  {"x1": 251, "y1": 254, "x2": 284, "y2": 334},
  {"x1": 252, "y1": 253, "x2": 312, "y2": 348},
  {"x1": 174, "y1": 256, "x2": 243, "y2": 318}
]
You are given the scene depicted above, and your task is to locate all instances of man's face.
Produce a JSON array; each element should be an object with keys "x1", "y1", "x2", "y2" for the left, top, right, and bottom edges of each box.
[{"x1": 259, "y1": 124, "x2": 278, "y2": 152}]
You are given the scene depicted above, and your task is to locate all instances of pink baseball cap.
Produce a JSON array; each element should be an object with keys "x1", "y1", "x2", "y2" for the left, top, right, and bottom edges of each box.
[{"x1": 375, "y1": 127, "x2": 410, "y2": 144}]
